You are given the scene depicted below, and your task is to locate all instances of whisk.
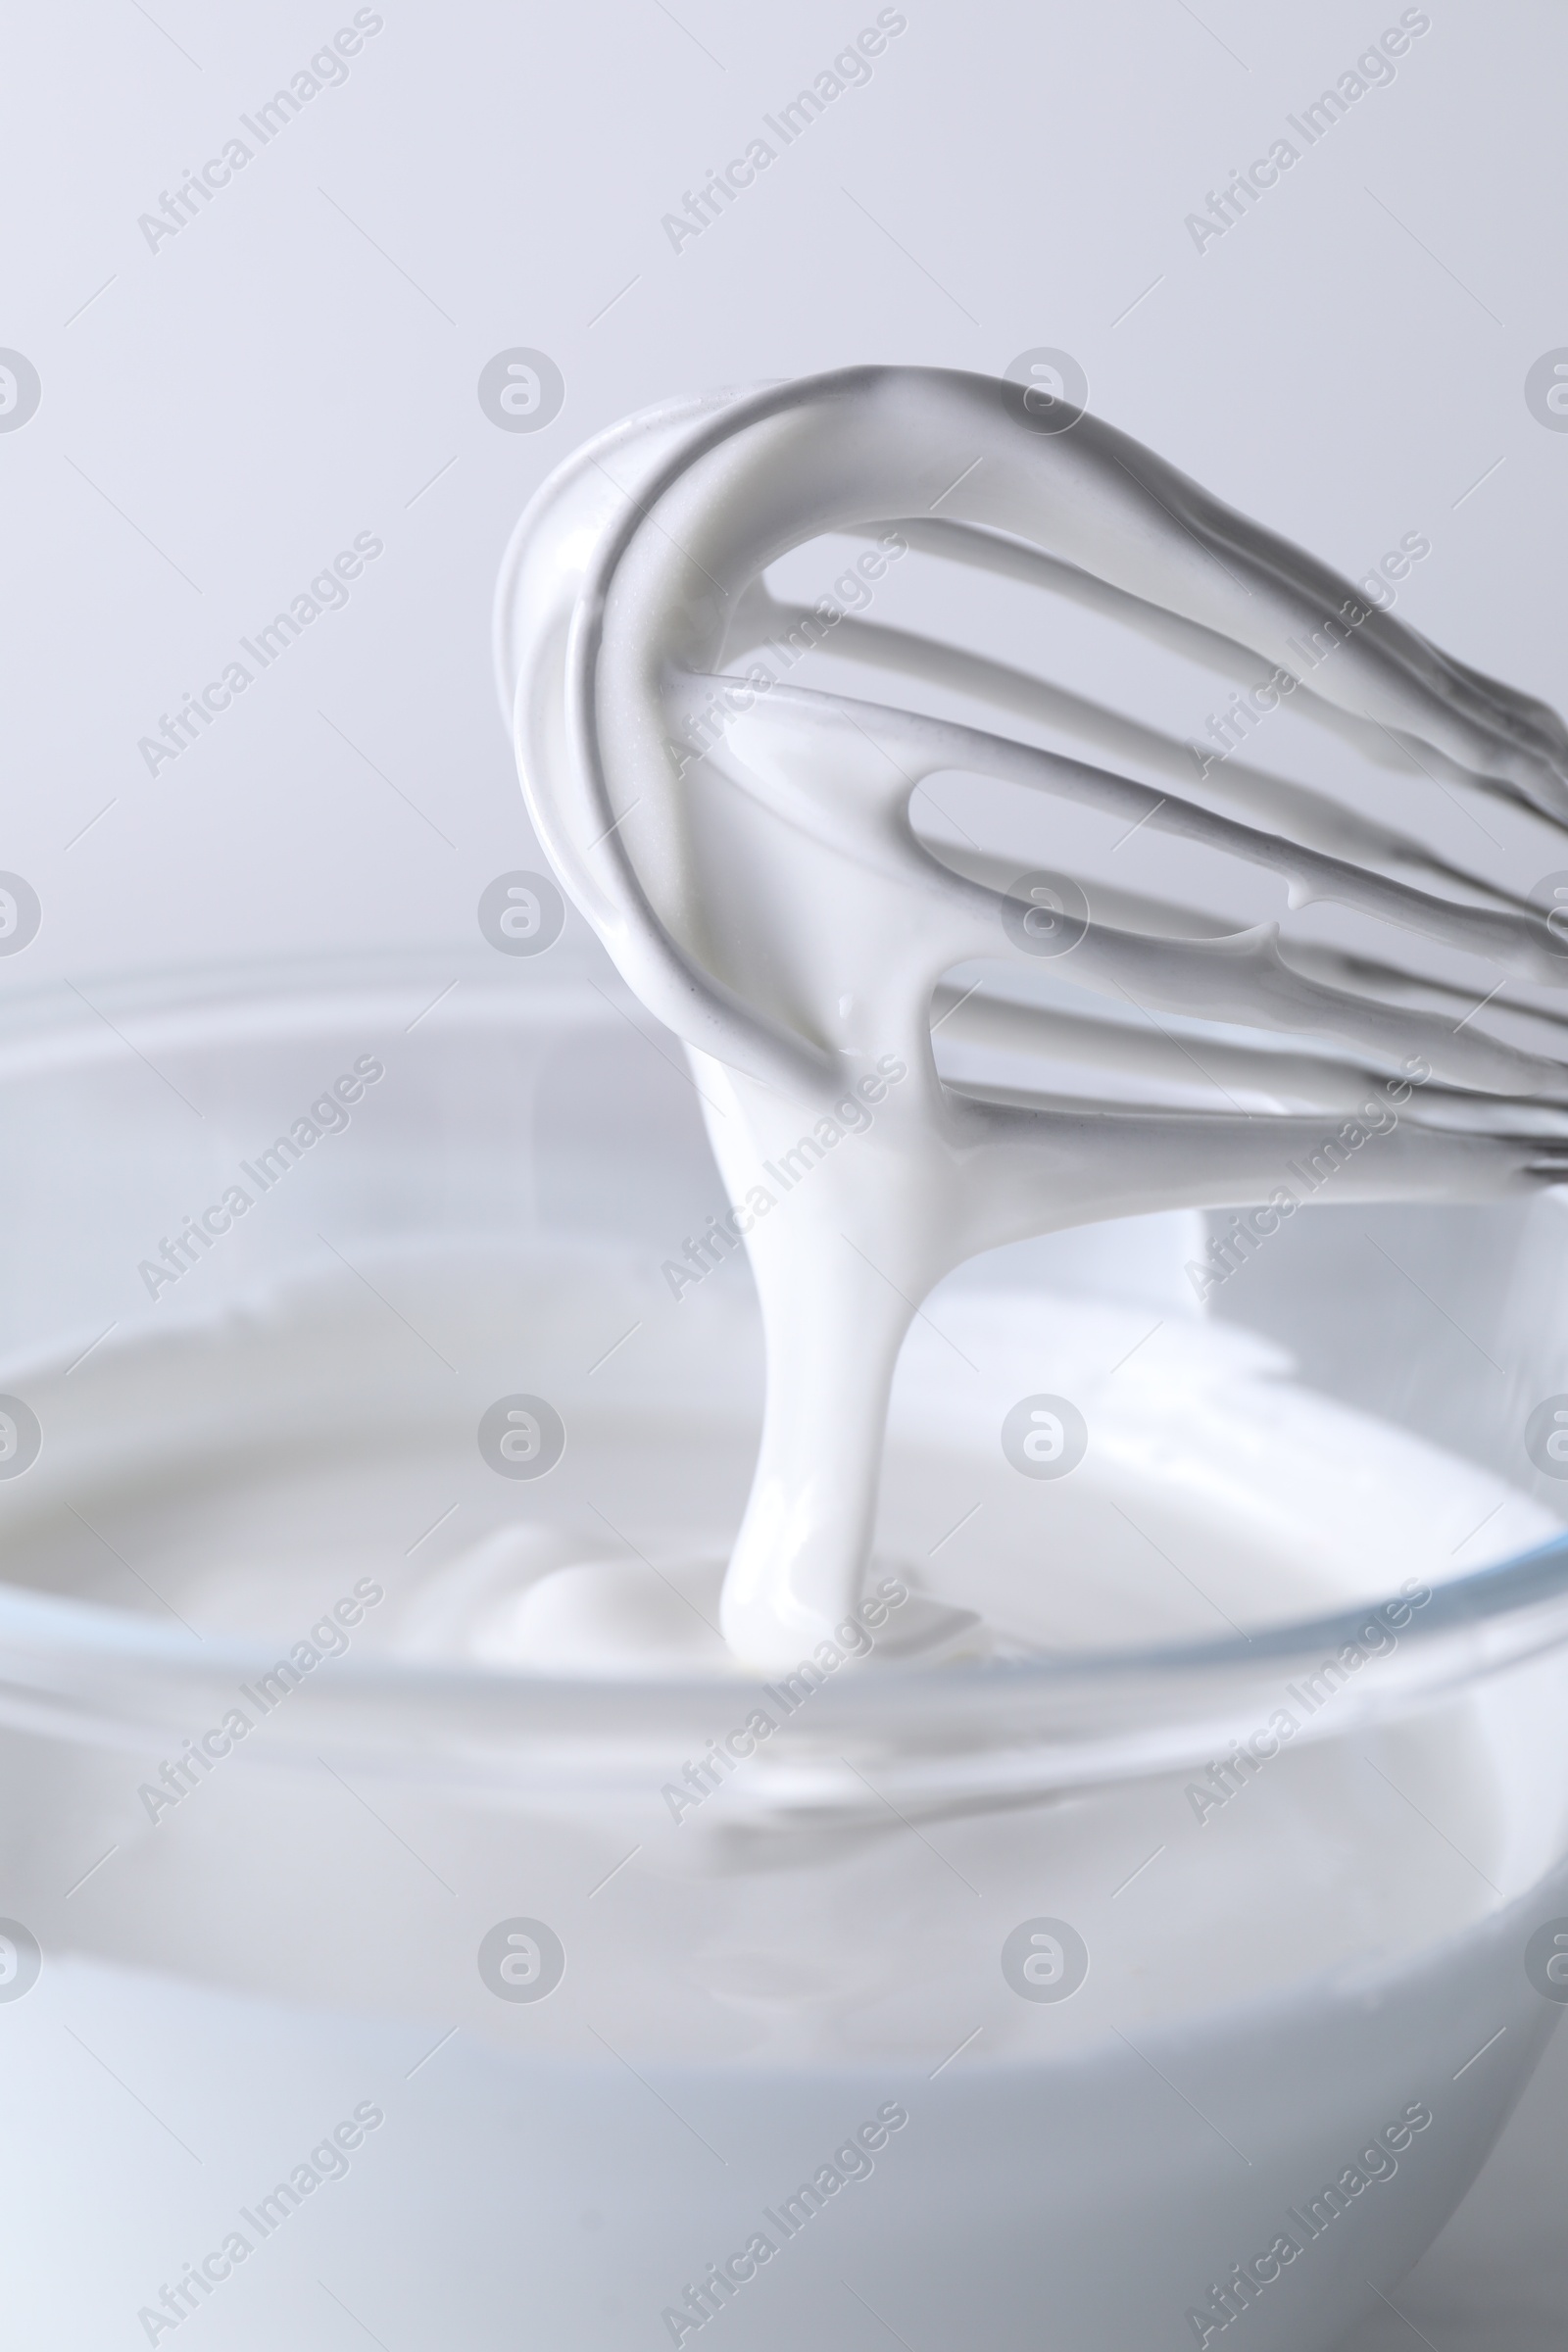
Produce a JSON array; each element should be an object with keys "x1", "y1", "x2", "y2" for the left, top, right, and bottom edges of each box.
[{"x1": 495, "y1": 365, "x2": 1568, "y2": 1668}]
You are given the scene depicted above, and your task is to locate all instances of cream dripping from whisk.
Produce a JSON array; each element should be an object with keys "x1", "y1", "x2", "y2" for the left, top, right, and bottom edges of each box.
[{"x1": 495, "y1": 366, "x2": 1568, "y2": 1670}]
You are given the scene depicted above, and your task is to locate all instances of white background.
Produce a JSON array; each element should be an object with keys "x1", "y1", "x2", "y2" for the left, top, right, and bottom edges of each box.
[{"x1": 2, "y1": 0, "x2": 1564, "y2": 989}]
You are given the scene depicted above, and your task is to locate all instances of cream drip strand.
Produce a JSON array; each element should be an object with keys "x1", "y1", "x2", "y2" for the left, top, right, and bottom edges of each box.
[{"x1": 495, "y1": 366, "x2": 1568, "y2": 1669}]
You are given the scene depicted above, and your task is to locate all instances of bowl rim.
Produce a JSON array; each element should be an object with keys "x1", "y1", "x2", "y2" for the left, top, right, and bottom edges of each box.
[{"x1": 2, "y1": 945, "x2": 1566, "y2": 1771}]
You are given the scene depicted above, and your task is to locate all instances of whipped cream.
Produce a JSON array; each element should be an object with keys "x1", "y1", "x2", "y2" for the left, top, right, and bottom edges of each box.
[{"x1": 495, "y1": 365, "x2": 1568, "y2": 1668}]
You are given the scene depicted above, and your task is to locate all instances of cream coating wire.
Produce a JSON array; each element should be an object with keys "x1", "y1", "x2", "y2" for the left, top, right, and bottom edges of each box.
[{"x1": 495, "y1": 366, "x2": 1568, "y2": 1665}]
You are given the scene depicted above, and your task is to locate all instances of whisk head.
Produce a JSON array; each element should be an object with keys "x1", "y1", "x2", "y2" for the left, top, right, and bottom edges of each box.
[{"x1": 497, "y1": 364, "x2": 1568, "y2": 1181}]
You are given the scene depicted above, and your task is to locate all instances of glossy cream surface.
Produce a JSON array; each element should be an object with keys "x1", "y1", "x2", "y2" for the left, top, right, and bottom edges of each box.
[{"x1": 494, "y1": 366, "x2": 1568, "y2": 1666}]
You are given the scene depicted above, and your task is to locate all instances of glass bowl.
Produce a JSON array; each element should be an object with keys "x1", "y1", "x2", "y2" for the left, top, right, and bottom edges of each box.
[{"x1": 1, "y1": 947, "x2": 1566, "y2": 2351}]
